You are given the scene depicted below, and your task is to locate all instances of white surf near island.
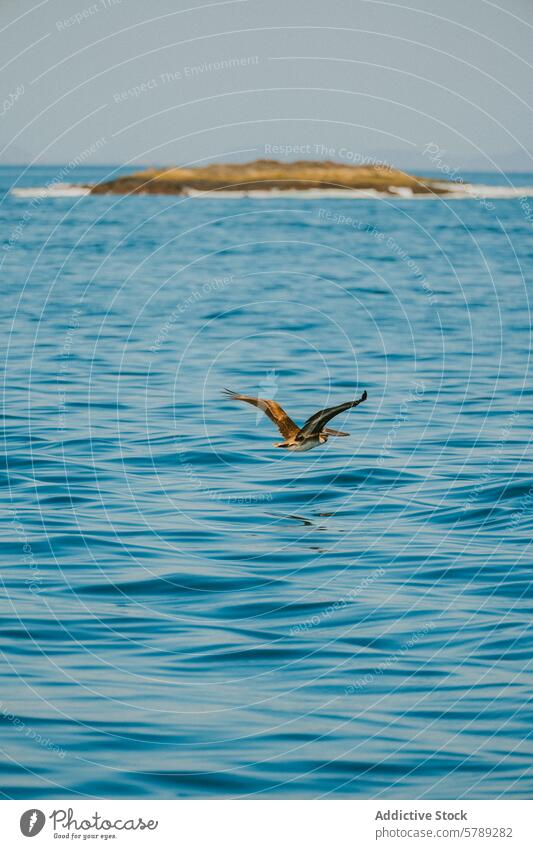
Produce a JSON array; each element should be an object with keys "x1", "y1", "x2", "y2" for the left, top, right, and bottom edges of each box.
[{"x1": 11, "y1": 181, "x2": 533, "y2": 200}]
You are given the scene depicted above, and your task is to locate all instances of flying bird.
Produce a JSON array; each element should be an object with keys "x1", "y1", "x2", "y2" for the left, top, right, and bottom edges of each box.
[{"x1": 223, "y1": 388, "x2": 367, "y2": 451}]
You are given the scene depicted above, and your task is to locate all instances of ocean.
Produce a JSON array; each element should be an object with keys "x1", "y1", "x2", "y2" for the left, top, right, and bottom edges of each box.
[{"x1": 1, "y1": 164, "x2": 532, "y2": 799}]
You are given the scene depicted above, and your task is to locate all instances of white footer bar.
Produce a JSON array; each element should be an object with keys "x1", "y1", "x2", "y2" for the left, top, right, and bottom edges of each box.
[{"x1": 3, "y1": 799, "x2": 532, "y2": 848}]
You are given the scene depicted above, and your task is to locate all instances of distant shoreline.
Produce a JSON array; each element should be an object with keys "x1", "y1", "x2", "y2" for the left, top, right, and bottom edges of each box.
[
  {"x1": 9, "y1": 159, "x2": 533, "y2": 202},
  {"x1": 86, "y1": 159, "x2": 452, "y2": 196}
]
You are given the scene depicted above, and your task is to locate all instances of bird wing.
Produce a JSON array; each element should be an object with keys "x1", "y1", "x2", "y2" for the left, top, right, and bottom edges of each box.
[
  {"x1": 222, "y1": 389, "x2": 300, "y2": 438},
  {"x1": 300, "y1": 390, "x2": 367, "y2": 436}
]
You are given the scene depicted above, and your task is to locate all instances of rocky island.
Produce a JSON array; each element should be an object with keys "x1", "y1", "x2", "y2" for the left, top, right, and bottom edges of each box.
[{"x1": 88, "y1": 159, "x2": 452, "y2": 196}]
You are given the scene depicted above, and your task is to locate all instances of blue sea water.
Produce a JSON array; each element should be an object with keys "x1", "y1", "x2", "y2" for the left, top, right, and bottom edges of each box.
[{"x1": 0, "y1": 165, "x2": 532, "y2": 799}]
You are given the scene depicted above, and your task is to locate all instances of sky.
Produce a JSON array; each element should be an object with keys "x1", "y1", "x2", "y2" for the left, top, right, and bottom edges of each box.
[{"x1": 0, "y1": 0, "x2": 532, "y2": 171}]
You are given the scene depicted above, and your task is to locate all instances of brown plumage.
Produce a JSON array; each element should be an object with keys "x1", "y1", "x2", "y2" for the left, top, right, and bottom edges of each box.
[
  {"x1": 223, "y1": 388, "x2": 367, "y2": 451},
  {"x1": 222, "y1": 389, "x2": 299, "y2": 438}
]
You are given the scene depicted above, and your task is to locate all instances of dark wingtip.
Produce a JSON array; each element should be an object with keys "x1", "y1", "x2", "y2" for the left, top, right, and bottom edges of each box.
[
  {"x1": 222, "y1": 387, "x2": 237, "y2": 397},
  {"x1": 361, "y1": 390, "x2": 367, "y2": 401}
]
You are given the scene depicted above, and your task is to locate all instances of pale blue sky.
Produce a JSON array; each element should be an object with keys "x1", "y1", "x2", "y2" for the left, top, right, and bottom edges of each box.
[{"x1": 1, "y1": 0, "x2": 532, "y2": 170}]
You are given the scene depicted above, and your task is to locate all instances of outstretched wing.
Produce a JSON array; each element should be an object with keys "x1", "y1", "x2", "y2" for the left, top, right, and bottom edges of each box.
[
  {"x1": 300, "y1": 390, "x2": 367, "y2": 437},
  {"x1": 222, "y1": 389, "x2": 300, "y2": 439}
]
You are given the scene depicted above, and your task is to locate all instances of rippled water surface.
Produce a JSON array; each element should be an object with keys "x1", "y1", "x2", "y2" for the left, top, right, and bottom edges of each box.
[{"x1": 1, "y1": 166, "x2": 532, "y2": 798}]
